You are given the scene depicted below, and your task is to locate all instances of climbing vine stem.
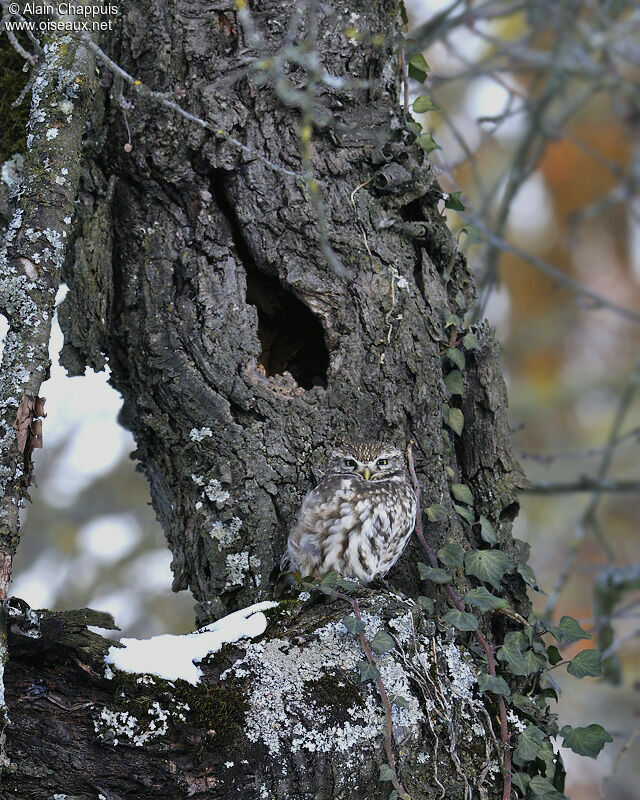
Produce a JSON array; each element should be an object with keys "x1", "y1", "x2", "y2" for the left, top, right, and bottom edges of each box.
[{"x1": 406, "y1": 442, "x2": 513, "y2": 800}]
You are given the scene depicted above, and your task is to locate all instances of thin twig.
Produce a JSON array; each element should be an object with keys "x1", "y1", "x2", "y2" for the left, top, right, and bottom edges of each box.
[
  {"x1": 335, "y1": 591, "x2": 411, "y2": 800},
  {"x1": 406, "y1": 443, "x2": 512, "y2": 800},
  {"x1": 545, "y1": 353, "x2": 640, "y2": 616},
  {"x1": 72, "y1": 30, "x2": 307, "y2": 180},
  {"x1": 523, "y1": 479, "x2": 640, "y2": 494}
]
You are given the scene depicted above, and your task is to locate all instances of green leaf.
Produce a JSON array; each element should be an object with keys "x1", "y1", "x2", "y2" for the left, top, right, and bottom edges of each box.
[
  {"x1": 405, "y1": 119, "x2": 422, "y2": 136},
  {"x1": 464, "y1": 549, "x2": 511, "y2": 590},
  {"x1": 464, "y1": 586, "x2": 508, "y2": 612},
  {"x1": 462, "y1": 331, "x2": 481, "y2": 351},
  {"x1": 454, "y1": 504, "x2": 475, "y2": 525},
  {"x1": 511, "y1": 693, "x2": 537, "y2": 713},
  {"x1": 444, "y1": 310, "x2": 461, "y2": 328},
  {"x1": 426, "y1": 503, "x2": 446, "y2": 522},
  {"x1": 560, "y1": 723, "x2": 613, "y2": 758},
  {"x1": 408, "y1": 53, "x2": 429, "y2": 82},
  {"x1": 390, "y1": 694, "x2": 410, "y2": 709},
  {"x1": 447, "y1": 407, "x2": 464, "y2": 435},
  {"x1": 528, "y1": 776, "x2": 564, "y2": 798},
  {"x1": 445, "y1": 347, "x2": 465, "y2": 370},
  {"x1": 437, "y1": 543, "x2": 465, "y2": 569},
  {"x1": 379, "y1": 763, "x2": 396, "y2": 782},
  {"x1": 372, "y1": 630, "x2": 396, "y2": 655},
  {"x1": 538, "y1": 668, "x2": 561, "y2": 697},
  {"x1": 444, "y1": 191, "x2": 465, "y2": 211},
  {"x1": 418, "y1": 595, "x2": 434, "y2": 614},
  {"x1": 478, "y1": 515, "x2": 498, "y2": 545},
  {"x1": 567, "y1": 649, "x2": 602, "y2": 679},
  {"x1": 445, "y1": 370, "x2": 464, "y2": 396},
  {"x1": 517, "y1": 563, "x2": 541, "y2": 592},
  {"x1": 358, "y1": 660, "x2": 380, "y2": 683},
  {"x1": 341, "y1": 615, "x2": 365, "y2": 635},
  {"x1": 554, "y1": 616, "x2": 592, "y2": 644},
  {"x1": 477, "y1": 673, "x2": 510, "y2": 695},
  {"x1": 512, "y1": 772, "x2": 531, "y2": 795},
  {"x1": 418, "y1": 563, "x2": 452, "y2": 584},
  {"x1": 497, "y1": 632, "x2": 546, "y2": 676},
  {"x1": 442, "y1": 609, "x2": 478, "y2": 631},
  {"x1": 417, "y1": 131, "x2": 440, "y2": 153},
  {"x1": 451, "y1": 483, "x2": 473, "y2": 505},
  {"x1": 389, "y1": 791, "x2": 398, "y2": 800},
  {"x1": 321, "y1": 570, "x2": 340, "y2": 585},
  {"x1": 413, "y1": 93, "x2": 438, "y2": 113},
  {"x1": 546, "y1": 645, "x2": 562, "y2": 666},
  {"x1": 513, "y1": 724, "x2": 546, "y2": 764}
]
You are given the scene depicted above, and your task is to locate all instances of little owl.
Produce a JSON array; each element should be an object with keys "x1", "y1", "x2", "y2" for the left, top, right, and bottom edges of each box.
[{"x1": 284, "y1": 441, "x2": 417, "y2": 583}]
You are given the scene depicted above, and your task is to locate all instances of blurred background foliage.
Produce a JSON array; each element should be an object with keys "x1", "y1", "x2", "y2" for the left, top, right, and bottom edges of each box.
[{"x1": 3, "y1": 0, "x2": 640, "y2": 798}]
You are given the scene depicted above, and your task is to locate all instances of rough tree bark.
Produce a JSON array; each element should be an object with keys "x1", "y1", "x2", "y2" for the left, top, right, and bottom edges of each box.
[{"x1": 0, "y1": 1, "x2": 535, "y2": 798}]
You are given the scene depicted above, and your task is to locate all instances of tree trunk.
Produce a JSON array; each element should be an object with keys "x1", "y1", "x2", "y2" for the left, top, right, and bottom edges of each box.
[{"x1": 1, "y1": 0, "x2": 534, "y2": 797}]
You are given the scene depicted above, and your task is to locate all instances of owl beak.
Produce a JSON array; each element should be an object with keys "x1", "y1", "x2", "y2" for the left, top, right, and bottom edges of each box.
[{"x1": 362, "y1": 467, "x2": 372, "y2": 481}]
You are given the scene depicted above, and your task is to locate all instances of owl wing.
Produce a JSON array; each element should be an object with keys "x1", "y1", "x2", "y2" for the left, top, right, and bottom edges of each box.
[{"x1": 282, "y1": 484, "x2": 330, "y2": 577}]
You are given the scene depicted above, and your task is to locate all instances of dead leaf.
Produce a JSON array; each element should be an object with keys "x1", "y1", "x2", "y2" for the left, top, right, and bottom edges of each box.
[{"x1": 13, "y1": 395, "x2": 36, "y2": 453}]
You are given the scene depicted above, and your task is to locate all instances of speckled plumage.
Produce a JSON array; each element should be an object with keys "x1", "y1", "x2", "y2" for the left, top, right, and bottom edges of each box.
[{"x1": 284, "y1": 442, "x2": 417, "y2": 582}]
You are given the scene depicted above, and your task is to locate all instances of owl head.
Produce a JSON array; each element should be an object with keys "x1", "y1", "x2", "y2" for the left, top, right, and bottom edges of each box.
[{"x1": 326, "y1": 441, "x2": 406, "y2": 482}]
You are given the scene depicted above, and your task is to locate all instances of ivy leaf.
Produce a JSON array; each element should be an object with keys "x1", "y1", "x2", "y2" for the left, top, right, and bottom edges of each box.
[
  {"x1": 371, "y1": 630, "x2": 396, "y2": 655},
  {"x1": 464, "y1": 549, "x2": 511, "y2": 590},
  {"x1": 405, "y1": 119, "x2": 422, "y2": 136},
  {"x1": 560, "y1": 723, "x2": 613, "y2": 758},
  {"x1": 528, "y1": 776, "x2": 565, "y2": 798},
  {"x1": 517, "y1": 563, "x2": 542, "y2": 592},
  {"x1": 417, "y1": 131, "x2": 440, "y2": 153},
  {"x1": 464, "y1": 586, "x2": 508, "y2": 612},
  {"x1": 418, "y1": 595, "x2": 434, "y2": 614},
  {"x1": 418, "y1": 563, "x2": 452, "y2": 584},
  {"x1": 567, "y1": 649, "x2": 602, "y2": 679},
  {"x1": 447, "y1": 407, "x2": 464, "y2": 435},
  {"x1": 513, "y1": 724, "x2": 546, "y2": 765},
  {"x1": 538, "y1": 668, "x2": 561, "y2": 698},
  {"x1": 358, "y1": 660, "x2": 380, "y2": 683},
  {"x1": 445, "y1": 347, "x2": 465, "y2": 370},
  {"x1": 451, "y1": 483, "x2": 473, "y2": 505},
  {"x1": 477, "y1": 673, "x2": 510, "y2": 695},
  {"x1": 379, "y1": 763, "x2": 396, "y2": 782},
  {"x1": 546, "y1": 645, "x2": 562, "y2": 666},
  {"x1": 497, "y1": 632, "x2": 546, "y2": 676},
  {"x1": 511, "y1": 693, "x2": 537, "y2": 713},
  {"x1": 390, "y1": 694, "x2": 410, "y2": 709},
  {"x1": 341, "y1": 615, "x2": 365, "y2": 635},
  {"x1": 551, "y1": 616, "x2": 592, "y2": 644},
  {"x1": 321, "y1": 570, "x2": 340, "y2": 585},
  {"x1": 444, "y1": 191, "x2": 465, "y2": 211},
  {"x1": 454, "y1": 504, "x2": 475, "y2": 525},
  {"x1": 512, "y1": 772, "x2": 531, "y2": 795},
  {"x1": 413, "y1": 93, "x2": 438, "y2": 113},
  {"x1": 408, "y1": 52, "x2": 430, "y2": 82},
  {"x1": 437, "y1": 543, "x2": 465, "y2": 569},
  {"x1": 445, "y1": 369, "x2": 464, "y2": 396},
  {"x1": 478, "y1": 515, "x2": 497, "y2": 545},
  {"x1": 444, "y1": 310, "x2": 461, "y2": 328},
  {"x1": 426, "y1": 503, "x2": 446, "y2": 522},
  {"x1": 442, "y1": 609, "x2": 478, "y2": 631},
  {"x1": 462, "y1": 331, "x2": 481, "y2": 351}
]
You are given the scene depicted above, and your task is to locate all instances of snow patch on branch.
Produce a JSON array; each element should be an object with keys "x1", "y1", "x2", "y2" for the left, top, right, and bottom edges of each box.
[{"x1": 105, "y1": 601, "x2": 278, "y2": 684}]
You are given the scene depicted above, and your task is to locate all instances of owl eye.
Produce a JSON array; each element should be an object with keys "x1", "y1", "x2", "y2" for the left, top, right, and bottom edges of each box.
[
  {"x1": 377, "y1": 458, "x2": 388, "y2": 467},
  {"x1": 343, "y1": 458, "x2": 357, "y2": 468}
]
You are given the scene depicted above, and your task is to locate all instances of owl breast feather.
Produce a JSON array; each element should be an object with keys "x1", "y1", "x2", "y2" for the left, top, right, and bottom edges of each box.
[{"x1": 286, "y1": 475, "x2": 417, "y2": 583}]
